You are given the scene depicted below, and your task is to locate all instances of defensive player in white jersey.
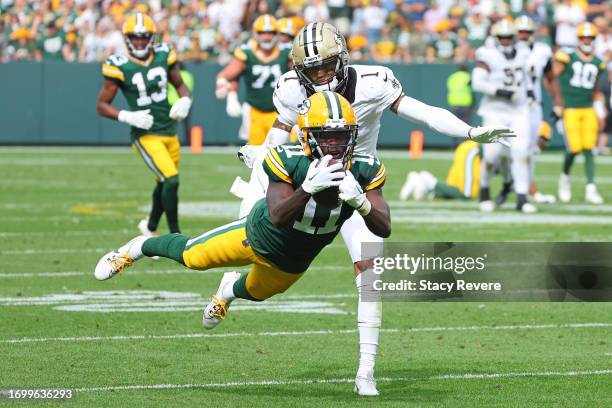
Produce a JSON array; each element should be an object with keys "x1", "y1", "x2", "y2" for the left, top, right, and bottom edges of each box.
[
  {"x1": 230, "y1": 22, "x2": 515, "y2": 396},
  {"x1": 472, "y1": 19, "x2": 535, "y2": 213},
  {"x1": 515, "y1": 15, "x2": 557, "y2": 204}
]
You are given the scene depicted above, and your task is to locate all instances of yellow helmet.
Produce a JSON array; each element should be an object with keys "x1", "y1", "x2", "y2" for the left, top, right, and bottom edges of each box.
[
  {"x1": 252, "y1": 14, "x2": 278, "y2": 50},
  {"x1": 122, "y1": 13, "x2": 156, "y2": 58},
  {"x1": 278, "y1": 17, "x2": 298, "y2": 38},
  {"x1": 577, "y1": 22, "x2": 598, "y2": 38},
  {"x1": 297, "y1": 91, "x2": 358, "y2": 167},
  {"x1": 576, "y1": 22, "x2": 598, "y2": 54}
]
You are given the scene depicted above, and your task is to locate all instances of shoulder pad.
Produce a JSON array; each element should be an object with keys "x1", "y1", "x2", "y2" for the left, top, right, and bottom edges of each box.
[
  {"x1": 233, "y1": 46, "x2": 249, "y2": 62},
  {"x1": 554, "y1": 51, "x2": 570, "y2": 64}
]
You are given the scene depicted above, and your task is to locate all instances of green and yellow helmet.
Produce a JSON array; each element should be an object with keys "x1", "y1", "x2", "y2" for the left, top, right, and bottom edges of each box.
[
  {"x1": 252, "y1": 14, "x2": 278, "y2": 51},
  {"x1": 292, "y1": 22, "x2": 349, "y2": 93},
  {"x1": 576, "y1": 22, "x2": 598, "y2": 54},
  {"x1": 122, "y1": 13, "x2": 156, "y2": 59},
  {"x1": 297, "y1": 91, "x2": 357, "y2": 167}
]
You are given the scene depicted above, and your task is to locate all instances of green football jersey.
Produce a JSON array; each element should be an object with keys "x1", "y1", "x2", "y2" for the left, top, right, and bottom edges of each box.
[
  {"x1": 245, "y1": 145, "x2": 387, "y2": 273},
  {"x1": 556, "y1": 51, "x2": 605, "y2": 108},
  {"x1": 233, "y1": 40, "x2": 291, "y2": 112},
  {"x1": 102, "y1": 43, "x2": 178, "y2": 139}
]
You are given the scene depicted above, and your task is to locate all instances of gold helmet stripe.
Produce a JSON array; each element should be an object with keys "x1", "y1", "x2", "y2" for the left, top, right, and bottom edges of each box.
[{"x1": 304, "y1": 22, "x2": 317, "y2": 57}]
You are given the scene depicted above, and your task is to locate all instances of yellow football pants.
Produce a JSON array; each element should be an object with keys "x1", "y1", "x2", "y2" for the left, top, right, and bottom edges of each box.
[
  {"x1": 132, "y1": 134, "x2": 180, "y2": 181},
  {"x1": 182, "y1": 219, "x2": 303, "y2": 300},
  {"x1": 242, "y1": 104, "x2": 277, "y2": 145},
  {"x1": 446, "y1": 141, "x2": 480, "y2": 199},
  {"x1": 563, "y1": 108, "x2": 598, "y2": 153}
]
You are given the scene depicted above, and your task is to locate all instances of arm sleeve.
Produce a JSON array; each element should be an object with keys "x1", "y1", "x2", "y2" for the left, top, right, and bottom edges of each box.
[
  {"x1": 471, "y1": 66, "x2": 497, "y2": 96},
  {"x1": 264, "y1": 126, "x2": 291, "y2": 147},
  {"x1": 395, "y1": 95, "x2": 471, "y2": 138}
]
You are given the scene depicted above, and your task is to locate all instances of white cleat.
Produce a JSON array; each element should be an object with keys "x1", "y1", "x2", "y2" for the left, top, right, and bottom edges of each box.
[
  {"x1": 94, "y1": 236, "x2": 147, "y2": 281},
  {"x1": 585, "y1": 184, "x2": 604, "y2": 204},
  {"x1": 558, "y1": 174, "x2": 571, "y2": 203},
  {"x1": 354, "y1": 371, "x2": 379, "y2": 396},
  {"x1": 479, "y1": 200, "x2": 494, "y2": 212},
  {"x1": 138, "y1": 218, "x2": 159, "y2": 238},
  {"x1": 202, "y1": 271, "x2": 241, "y2": 329},
  {"x1": 520, "y1": 202, "x2": 538, "y2": 214},
  {"x1": 532, "y1": 192, "x2": 556, "y2": 204},
  {"x1": 399, "y1": 172, "x2": 418, "y2": 200}
]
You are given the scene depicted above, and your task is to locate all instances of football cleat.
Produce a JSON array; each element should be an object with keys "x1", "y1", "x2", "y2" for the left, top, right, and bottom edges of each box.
[
  {"x1": 519, "y1": 202, "x2": 538, "y2": 214},
  {"x1": 479, "y1": 200, "x2": 494, "y2": 212},
  {"x1": 585, "y1": 184, "x2": 603, "y2": 204},
  {"x1": 354, "y1": 371, "x2": 379, "y2": 396},
  {"x1": 202, "y1": 271, "x2": 241, "y2": 329},
  {"x1": 399, "y1": 172, "x2": 418, "y2": 200},
  {"x1": 558, "y1": 174, "x2": 571, "y2": 203},
  {"x1": 138, "y1": 218, "x2": 159, "y2": 238},
  {"x1": 532, "y1": 192, "x2": 556, "y2": 204},
  {"x1": 94, "y1": 236, "x2": 147, "y2": 281}
]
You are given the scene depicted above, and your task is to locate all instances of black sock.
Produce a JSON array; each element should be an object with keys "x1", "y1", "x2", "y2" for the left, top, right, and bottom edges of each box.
[
  {"x1": 480, "y1": 187, "x2": 490, "y2": 202},
  {"x1": 148, "y1": 182, "x2": 164, "y2": 232}
]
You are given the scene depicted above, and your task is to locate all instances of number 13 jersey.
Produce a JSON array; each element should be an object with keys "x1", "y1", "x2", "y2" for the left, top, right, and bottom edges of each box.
[{"x1": 102, "y1": 43, "x2": 177, "y2": 139}]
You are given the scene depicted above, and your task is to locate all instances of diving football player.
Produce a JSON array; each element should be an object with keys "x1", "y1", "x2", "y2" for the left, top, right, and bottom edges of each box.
[
  {"x1": 96, "y1": 13, "x2": 191, "y2": 235},
  {"x1": 232, "y1": 22, "x2": 516, "y2": 394},
  {"x1": 95, "y1": 91, "x2": 390, "y2": 396}
]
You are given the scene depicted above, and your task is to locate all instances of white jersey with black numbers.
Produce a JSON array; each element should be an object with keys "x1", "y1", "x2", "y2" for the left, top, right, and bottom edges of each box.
[
  {"x1": 273, "y1": 65, "x2": 403, "y2": 155},
  {"x1": 475, "y1": 45, "x2": 531, "y2": 116},
  {"x1": 521, "y1": 41, "x2": 553, "y2": 104}
]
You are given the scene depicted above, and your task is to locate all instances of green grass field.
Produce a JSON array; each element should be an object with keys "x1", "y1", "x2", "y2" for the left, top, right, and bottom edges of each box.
[{"x1": 1, "y1": 147, "x2": 611, "y2": 407}]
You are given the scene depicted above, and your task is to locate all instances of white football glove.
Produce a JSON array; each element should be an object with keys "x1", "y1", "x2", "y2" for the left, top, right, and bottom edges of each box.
[
  {"x1": 226, "y1": 91, "x2": 242, "y2": 118},
  {"x1": 169, "y1": 96, "x2": 192, "y2": 121},
  {"x1": 215, "y1": 77, "x2": 230, "y2": 99},
  {"x1": 468, "y1": 126, "x2": 516, "y2": 148},
  {"x1": 339, "y1": 170, "x2": 372, "y2": 215},
  {"x1": 301, "y1": 155, "x2": 345, "y2": 195},
  {"x1": 237, "y1": 144, "x2": 268, "y2": 169},
  {"x1": 118, "y1": 109, "x2": 153, "y2": 130}
]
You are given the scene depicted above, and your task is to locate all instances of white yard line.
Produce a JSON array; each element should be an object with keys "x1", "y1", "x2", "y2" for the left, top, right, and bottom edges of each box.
[
  {"x1": 1, "y1": 323, "x2": 609, "y2": 345},
  {"x1": 74, "y1": 369, "x2": 612, "y2": 392}
]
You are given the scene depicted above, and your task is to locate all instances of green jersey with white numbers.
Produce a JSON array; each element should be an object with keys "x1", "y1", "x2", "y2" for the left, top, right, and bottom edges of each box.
[
  {"x1": 245, "y1": 145, "x2": 386, "y2": 273},
  {"x1": 102, "y1": 43, "x2": 178, "y2": 138},
  {"x1": 233, "y1": 40, "x2": 291, "y2": 112},
  {"x1": 555, "y1": 51, "x2": 605, "y2": 108}
]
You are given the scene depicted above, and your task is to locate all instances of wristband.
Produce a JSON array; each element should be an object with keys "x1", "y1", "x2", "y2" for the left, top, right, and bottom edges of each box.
[
  {"x1": 117, "y1": 110, "x2": 130, "y2": 123},
  {"x1": 356, "y1": 198, "x2": 372, "y2": 216}
]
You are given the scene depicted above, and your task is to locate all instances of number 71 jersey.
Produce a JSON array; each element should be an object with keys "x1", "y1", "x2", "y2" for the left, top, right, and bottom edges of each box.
[
  {"x1": 245, "y1": 144, "x2": 386, "y2": 273},
  {"x1": 102, "y1": 44, "x2": 177, "y2": 138}
]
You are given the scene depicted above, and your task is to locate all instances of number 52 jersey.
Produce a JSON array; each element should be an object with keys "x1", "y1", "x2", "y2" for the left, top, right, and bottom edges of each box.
[
  {"x1": 245, "y1": 144, "x2": 386, "y2": 274},
  {"x1": 102, "y1": 43, "x2": 177, "y2": 139}
]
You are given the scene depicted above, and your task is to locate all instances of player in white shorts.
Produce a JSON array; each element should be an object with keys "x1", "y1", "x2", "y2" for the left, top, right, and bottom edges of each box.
[
  {"x1": 230, "y1": 22, "x2": 515, "y2": 396},
  {"x1": 515, "y1": 15, "x2": 556, "y2": 204},
  {"x1": 472, "y1": 19, "x2": 535, "y2": 213}
]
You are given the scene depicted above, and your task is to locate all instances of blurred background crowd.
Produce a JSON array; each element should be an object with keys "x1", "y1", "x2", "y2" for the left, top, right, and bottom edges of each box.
[{"x1": 1, "y1": 0, "x2": 610, "y2": 64}]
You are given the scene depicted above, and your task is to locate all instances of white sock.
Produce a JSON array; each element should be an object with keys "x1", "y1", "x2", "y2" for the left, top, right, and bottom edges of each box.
[
  {"x1": 220, "y1": 273, "x2": 238, "y2": 302},
  {"x1": 127, "y1": 237, "x2": 146, "y2": 260},
  {"x1": 355, "y1": 273, "x2": 381, "y2": 376}
]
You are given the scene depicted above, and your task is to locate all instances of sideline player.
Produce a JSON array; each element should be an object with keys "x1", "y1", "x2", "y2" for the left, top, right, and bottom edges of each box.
[
  {"x1": 552, "y1": 22, "x2": 606, "y2": 204},
  {"x1": 96, "y1": 13, "x2": 191, "y2": 235},
  {"x1": 472, "y1": 19, "x2": 534, "y2": 213},
  {"x1": 215, "y1": 15, "x2": 292, "y2": 145},
  {"x1": 400, "y1": 122, "x2": 554, "y2": 202},
  {"x1": 232, "y1": 22, "x2": 515, "y2": 395},
  {"x1": 94, "y1": 92, "x2": 391, "y2": 395}
]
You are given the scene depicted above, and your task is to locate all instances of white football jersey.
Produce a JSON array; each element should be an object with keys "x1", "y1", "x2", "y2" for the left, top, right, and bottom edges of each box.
[
  {"x1": 273, "y1": 65, "x2": 403, "y2": 155},
  {"x1": 475, "y1": 45, "x2": 531, "y2": 115},
  {"x1": 521, "y1": 41, "x2": 553, "y2": 103}
]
